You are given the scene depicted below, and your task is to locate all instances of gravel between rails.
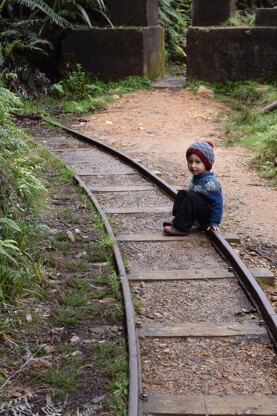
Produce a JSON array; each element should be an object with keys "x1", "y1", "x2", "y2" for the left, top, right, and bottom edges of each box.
[
  {"x1": 120, "y1": 241, "x2": 225, "y2": 271},
  {"x1": 29, "y1": 121, "x2": 277, "y2": 410},
  {"x1": 133, "y1": 279, "x2": 256, "y2": 324},
  {"x1": 141, "y1": 336, "x2": 277, "y2": 395}
]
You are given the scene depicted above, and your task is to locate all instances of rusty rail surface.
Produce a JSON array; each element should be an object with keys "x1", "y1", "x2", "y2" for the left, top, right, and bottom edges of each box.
[
  {"x1": 44, "y1": 117, "x2": 277, "y2": 416},
  {"x1": 74, "y1": 175, "x2": 140, "y2": 416}
]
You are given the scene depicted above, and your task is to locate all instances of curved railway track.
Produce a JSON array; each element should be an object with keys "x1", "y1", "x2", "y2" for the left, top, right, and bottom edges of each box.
[{"x1": 32, "y1": 119, "x2": 277, "y2": 416}]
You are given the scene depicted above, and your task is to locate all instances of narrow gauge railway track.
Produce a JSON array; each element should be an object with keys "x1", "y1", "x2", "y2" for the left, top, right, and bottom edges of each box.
[{"x1": 32, "y1": 120, "x2": 277, "y2": 416}]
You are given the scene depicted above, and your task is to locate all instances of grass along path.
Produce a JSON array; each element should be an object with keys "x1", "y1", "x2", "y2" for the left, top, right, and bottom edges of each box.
[{"x1": 0, "y1": 122, "x2": 127, "y2": 415}]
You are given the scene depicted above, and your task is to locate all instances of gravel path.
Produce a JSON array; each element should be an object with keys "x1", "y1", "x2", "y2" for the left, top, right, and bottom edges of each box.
[
  {"x1": 69, "y1": 85, "x2": 277, "y2": 310},
  {"x1": 32, "y1": 117, "x2": 277, "y2": 410}
]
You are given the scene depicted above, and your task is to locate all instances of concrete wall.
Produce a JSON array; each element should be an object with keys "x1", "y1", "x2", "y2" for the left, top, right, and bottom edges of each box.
[
  {"x1": 60, "y1": 27, "x2": 164, "y2": 82},
  {"x1": 192, "y1": 0, "x2": 236, "y2": 26},
  {"x1": 187, "y1": 27, "x2": 277, "y2": 81},
  {"x1": 255, "y1": 8, "x2": 277, "y2": 26},
  {"x1": 110, "y1": 0, "x2": 159, "y2": 26}
]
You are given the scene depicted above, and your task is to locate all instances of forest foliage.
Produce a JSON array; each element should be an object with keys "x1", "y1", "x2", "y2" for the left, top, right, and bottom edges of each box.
[
  {"x1": 0, "y1": 87, "x2": 49, "y2": 298},
  {"x1": 0, "y1": 0, "x2": 276, "y2": 95},
  {"x1": 0, "y1": 1, "x2": 276, "y2": 299}
]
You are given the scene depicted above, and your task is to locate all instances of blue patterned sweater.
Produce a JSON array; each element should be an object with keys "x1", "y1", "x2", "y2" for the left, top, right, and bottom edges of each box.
[{"x1": 189, "y1": 171, "x2": 223, "y2": 227}]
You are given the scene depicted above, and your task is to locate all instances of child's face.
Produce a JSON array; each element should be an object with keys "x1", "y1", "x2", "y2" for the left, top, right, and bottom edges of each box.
[{"x1": 187, "y1": 154, "x2": 206, "y2": 176}]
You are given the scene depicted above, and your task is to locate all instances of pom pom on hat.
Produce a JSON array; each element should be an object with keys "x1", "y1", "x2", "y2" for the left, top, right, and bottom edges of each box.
[{"x1": 186, "y1": 140, "x2": 215, "y2": 171}]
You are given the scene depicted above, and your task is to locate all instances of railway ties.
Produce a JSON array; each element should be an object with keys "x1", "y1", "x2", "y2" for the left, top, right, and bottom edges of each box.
[
  {"x1": 33, "y1": 123, "x2": 277, "y2": 416},
  {"x1": 78, "y1": 158, "x2": 276, "y2": 415},
  {"x1": 113, "y1": 213, "x2": 276, "y2": 415}
]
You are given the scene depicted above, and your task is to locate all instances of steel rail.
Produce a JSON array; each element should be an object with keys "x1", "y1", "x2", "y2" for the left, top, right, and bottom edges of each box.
[
  {"x1": 44, "y1": 117, "x2": 277, "y2": 416},
  {"x1": 208, "y1": 231, "x2": 277, "y2": 348},
  {"x1": 74, "y1": 174, "x2": 141, "y2": 416},
  {"x1": 44, "y1": 118, "x2": 177, "y2": 200}
]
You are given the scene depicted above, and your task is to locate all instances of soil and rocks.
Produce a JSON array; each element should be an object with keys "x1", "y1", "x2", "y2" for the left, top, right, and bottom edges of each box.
[
  {"x1": 141, "y1": 335, "x2": 277, "y2": 395},
  {"x1": 69, "y1": 85, "x2": 277, "y2": 305},
  {"x1": 3, "y1": 82, "x2": 276, "y2": 414},
  {"x1": 70, "y1": 87, "x2": 277, "y2": 247}
]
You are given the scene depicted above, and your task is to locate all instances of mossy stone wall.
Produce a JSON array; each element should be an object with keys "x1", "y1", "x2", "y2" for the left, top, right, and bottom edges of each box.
[
  {"x1": 60, "y1": 27, "x2": 165, "y2": 81},
  {"x1": 192, "y1": 0, "x2": 236, "y2": 26},
  {"x1": 110, "y1": 0, "x2": 159, "y2": 26},
  {"x1": 187, "y1": 27, "x2": 277, "y2": 81}
]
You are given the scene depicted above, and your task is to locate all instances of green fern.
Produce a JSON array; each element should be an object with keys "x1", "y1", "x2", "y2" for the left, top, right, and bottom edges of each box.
[
  {"x1": 159, "y1": 0, "x2": 190, "y2": 62},
  {"x1": 0, "y1": 86, "x2": 22, "y2": 110},
  {"x1": 0, "y1": 239, "x2": 19, "y2": 261},
  {"x1": 9, "y1": 0, "x2": 70, "y2": 27},
  {"x1": 0, "y1": 262, "x2": 30, "y2": 299},
  {"x1": 0, "y1": 217, "x2": 22, "y2": 233}
]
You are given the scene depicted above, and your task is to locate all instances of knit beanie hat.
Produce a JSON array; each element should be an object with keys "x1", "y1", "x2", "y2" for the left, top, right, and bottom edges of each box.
[{"x1": 186, "y1": 140, "x2": 214, "y2": 171}]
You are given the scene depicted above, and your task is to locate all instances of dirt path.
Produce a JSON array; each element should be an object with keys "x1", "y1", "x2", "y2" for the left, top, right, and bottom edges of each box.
[{"x1": 70, "y1": 87, "x2": 277, "y2": 272}]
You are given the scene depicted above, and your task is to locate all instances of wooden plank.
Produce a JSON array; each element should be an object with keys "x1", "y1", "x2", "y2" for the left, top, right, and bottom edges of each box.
[
  {"x1": 80, "y1": 172, "x2": 139, "y2": 177},
  {"x1": 52, "y1": 148, "x2": 92, "y2": 152},
  {"x1": 138, "y1": 322, "x2": 267, "y2": 337},
  {"x1": 116, "y1": 232, "x2": 238, "y2": 243},
  {"x1": 222, "y1": 233, "x2": 241, "y2": 243},
  {"x1": 143, "y1": 393, "x2": 277, "y2": 415},
  {"x1": 207, "y1": 395, "x2": 277, "y2": 415},
  {"x1": 250, "y1": 267, "x2": 275, "y2": 278},
  {"x1": 144, "y1": 394, "x2": 205, "y2": 415},
  {"x1": 250, "y1": 267, "x2": 275, "y2": 285},
  {"x1": 47, "y1": 146, "x2": 87, "y2": 150},
  {"x1": 89, "y1": 185, "x2": 155, "y2": 192},
  {"x1": 77, "y1": 169, "x2": 135, "y2": 176},
  {"x1": 128, "y1": 268, "x2": 235, "y2": 281},
  {"x1": 66, "y1": 160, "x2": 105, "y2": 164},
  {"x1": 116, "y1": 233, "x2": 206, "y2": 242},
  {"x1": 36, "y1": 139, "x2": 73, "y2": 144},
  {"x1": 105, "y1": 206, "x2": 172, "y2": 214}
]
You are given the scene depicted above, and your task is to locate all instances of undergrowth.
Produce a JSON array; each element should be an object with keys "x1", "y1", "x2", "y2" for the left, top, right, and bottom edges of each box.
[
  {"x1": 20, "y1": 67, "x2": 151, "y2": 115},
  {"x1": 0, "y1": 87, "x2": 127, "y2": 414},
  {"x1": 186, "y1": 80, "x2": 277, "y2": 182},
  {"x1": 159, "y1": 0, "x2": 191, "y2": 63},
  {"x1": 224, "y1": 10, "x2": 255, "y2": 26},
  {"x1": 0, "y1": 87, "x2": 49, "y2": 299},
  {"x1": 45, "y1": 66, "x2": 152, "y2": 114}
]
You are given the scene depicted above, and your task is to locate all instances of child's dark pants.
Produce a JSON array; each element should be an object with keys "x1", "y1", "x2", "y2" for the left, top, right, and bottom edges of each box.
[{"x1": 172, "y1": 190, "x2": 210, "y2": 232}]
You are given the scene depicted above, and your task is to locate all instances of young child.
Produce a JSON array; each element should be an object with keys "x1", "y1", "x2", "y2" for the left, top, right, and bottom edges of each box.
[{"x1": 163, "y1": 140, "x2": 223, "y2": 236}]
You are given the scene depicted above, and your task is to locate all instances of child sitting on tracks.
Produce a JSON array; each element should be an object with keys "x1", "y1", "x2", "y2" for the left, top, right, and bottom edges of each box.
[{"x1": 163, "y1": 140, "x2": 223, "y2": 236}]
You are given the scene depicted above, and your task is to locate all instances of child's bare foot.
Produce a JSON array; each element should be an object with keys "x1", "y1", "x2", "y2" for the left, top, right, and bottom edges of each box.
[
  {"x1": 163, "y1": 225, "x2": 189, "y2": 236},
  {"x1": 162, "y1": 220, "x2": 173, "y2": 227}
]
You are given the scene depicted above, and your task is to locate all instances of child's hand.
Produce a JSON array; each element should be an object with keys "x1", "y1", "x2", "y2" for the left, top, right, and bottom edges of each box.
[{"x1": 207, "y1": 226, "x2": 220, "y2": 232}]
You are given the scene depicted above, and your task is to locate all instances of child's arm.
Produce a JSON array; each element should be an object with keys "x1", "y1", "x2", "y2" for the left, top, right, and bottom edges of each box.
[{"x1": 204, "y1": 181, "x2": 223, "y2": 231}]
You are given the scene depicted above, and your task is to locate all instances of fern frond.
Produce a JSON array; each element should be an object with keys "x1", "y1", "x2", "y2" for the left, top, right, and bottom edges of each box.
[
  {"x1": 94, "y1": 7, "x2": 114, "y2": 27},
  {"x1": 0, "y1": 217, "x2": 22, "y2": 232},
  {"x1": 10, "y1": 0, "x2": 70, "y2": 27},
  {"x1": 0, "y1": 263, "x2": 29, "y2": 299},
  {"x1": 0, "y1": 30, "x2": 20, "y2": 39},
  {"x1": 29, "y1": 40, "x2": 52, "y2": 50},
  {"x1": 76, "y1": 4, "x2": 92, "y2": 28},
  {"x1": 92, "y1": 0, "x2": 106, "y2": 12},
  {"x1": 0, "y1": 239, "x2": 19, "y2": 264},
  {"x1": 0, "y1": 87, "x2": 22, "y2": 110}
]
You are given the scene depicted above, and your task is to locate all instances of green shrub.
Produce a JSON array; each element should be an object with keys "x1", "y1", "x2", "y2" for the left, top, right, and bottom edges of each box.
[
  {"x1": 253, "y1": 125, "x2": 277, "y2": 179},
  {"x1": 214, "y1": 81, "x2": 277, "y2": 181},
  {"x1": 52, "y1": 64, "x2": 106, "y2": 100},
  {"x1": 159, "y1": 0, "x2": 190, "y2": 62},
  {"x1": 231, "y1": 84, "x2": 261, "y2": 103},
  {"x1": 0, "y1": 87, "x2": 49, "y2": 298}
]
